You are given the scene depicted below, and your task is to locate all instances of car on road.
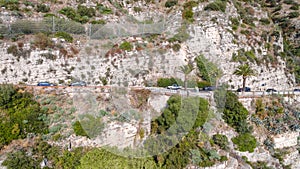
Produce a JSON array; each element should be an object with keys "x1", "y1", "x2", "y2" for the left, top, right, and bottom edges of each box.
[
  {"x1": 266, "y1": 88, "x2": 277, "y2": 92},
  {"x1": 203, "y1": 86, "x2": 217, "y2": 91},
  {"x1": 69, "y1": 81, "x2": 87, "y2": 87},
  {"x1": 37, "y1": 82, "x2": 56, "y2": 86},
  {"x1": 167, "y1": 84, "x2": 182, "y2": 90},
  {"x1": 237, "y1": 87, "x2": 251, "y2": 92},
  {"x1": 294, "y1": 89, "x2": 300, "y2": 92}
]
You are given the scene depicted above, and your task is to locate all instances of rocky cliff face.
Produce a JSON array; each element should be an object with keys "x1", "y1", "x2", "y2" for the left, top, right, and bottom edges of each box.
[{"x1": 0, "y1": 1, "x2": 297, "y2": 90}]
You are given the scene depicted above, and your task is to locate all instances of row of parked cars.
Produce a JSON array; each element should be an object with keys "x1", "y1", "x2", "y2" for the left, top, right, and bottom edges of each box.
[
  {"x1": 202, "y1": 86, "x2": 300, "y2": 92},
  {"x1": 37, "y1": 81, "x2": 87, "y2": 87}
]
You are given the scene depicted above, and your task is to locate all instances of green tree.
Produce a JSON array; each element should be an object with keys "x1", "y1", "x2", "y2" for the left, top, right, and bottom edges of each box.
[
  {"x1": 195, "y1": 55, "x2": 222, "y2": 86},
  {"x1": 233, "y1": 64, "x2": 255, "y2": 92},
  {"x1": 0, "y1": 84, "x2": 48, "y2": 148}
]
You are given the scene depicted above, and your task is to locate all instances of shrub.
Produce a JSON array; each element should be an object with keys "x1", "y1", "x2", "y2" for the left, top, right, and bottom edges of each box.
[
  {"x1": 90, "y1": 20, "x2": 106, "y2": 25},
  {"x1": 182, "y1": 9, "x2": 194, "y2": 22},
  {"x1": 259, "y1": 18, "x2": 270, "y2": 25},
  {"x1": 73, "y1": 121, "x2": 88, "y2": 137},
  {"x1": 212, "y1": 134, "x2": 229, "y2": 150},
  {"x1": 59, "y1": 7, "x2": 76, "y2": 19},
  {"x1": 77, "y1": 5, "x2": 96, "y2": 17},
  {"x1": 36, "y1": 4, "x2": 50, "y2": 13},
  {"x1": 7, "y1": 45, "x2": 18, "y2": 56},
  {"x1": 119, "y1": 41, "x2": 133, "y2": 51},
  {"x1": 34, "y1": 33, "x2": 54, "y2": 50},
  {"x1": 290, "y1": 4, "x2": 299, "y2": 10},
  {"x1": 288, "y1": 11, "x2": 299, "y2": 18},
  {"x1": 2, "y1": 150, "x2": 39, "y2": 168},
  {"x1": 165, "y1": 0, "x2": 178, "y2": 8},
  {"x1": 97, "y1": 4, "x2": 113, "y2": 14},
  {"x1": 133, "y1": 6, "x2": 142, "y2": 13},
  {"x1": 40, "y1": 53, "x2": 57, "y2": 60},
  {"x1": 204, "y1": 0, "x2": 227, "y2": 12},
  {"x1": 232, "y1": 133, "x2": 257, "y2": 152},
  {"x1": 172, "y1": 43, "x2": 181, "y2": 52},
  {"x1": 183, "y1": 1, "x2": 198, "y2": 9},
  {"x1": 283, "y1": 0, "x2": 295, "y2": 5},
  {"x1": 168, "y1": 30, "x2": 190, "y2": 43},
  {"x1": 55, "y1": 31, "x2": 73, "y2": 43},
  {"x1": 157, "y1": 77, "x2": 178, "y2": 87},
  {"x1": 197, "y1": 81, "x2": 211, "y2": 89}
]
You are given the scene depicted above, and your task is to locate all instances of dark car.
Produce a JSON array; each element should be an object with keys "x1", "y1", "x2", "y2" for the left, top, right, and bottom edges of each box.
[
  {"x1": 70, "y1": 81, "x2": 87, "y2": 87},
  {"x1": 266, "y1": 88, "x2": 277, "y2": 92},
  {"x1": 294, "y1": 89, "x2": 300, "y2": 92},
  {"x1": 37, "y1": 82, "x2": 55, "y2": 86},
  {"x1": 237, "y1": 87, "x2": 251, "y2": 92},
  {"x1": 203, "y1": 86, "x2": 217, "y2": 91}
]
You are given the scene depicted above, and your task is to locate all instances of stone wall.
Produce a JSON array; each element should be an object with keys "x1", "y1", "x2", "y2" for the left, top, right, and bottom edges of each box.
[{"x1": 272, "y1": 132, "x2": 299, "y2": 149}]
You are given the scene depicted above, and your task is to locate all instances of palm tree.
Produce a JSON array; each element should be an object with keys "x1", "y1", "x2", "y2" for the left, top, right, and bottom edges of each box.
[
  {"x1": 233, "y1": 64, "x2": 255, "y2": 92},
  {"x1": 179, "y1": 63, "x2": 194, "y2": 91}
]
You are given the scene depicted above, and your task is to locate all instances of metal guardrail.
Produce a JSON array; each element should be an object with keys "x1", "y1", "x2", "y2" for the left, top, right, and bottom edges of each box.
[
  {"x1": 236, "y1": 91, "x2": 300, "y2": 97},
  {"x1": 17, "y1": 85, "x2": 300, "y2": 99}
]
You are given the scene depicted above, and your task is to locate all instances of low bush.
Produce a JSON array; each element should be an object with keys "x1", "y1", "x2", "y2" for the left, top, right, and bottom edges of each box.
[
  {"x1": 212, "y1": 134, "x2": 229, "y2": 150},
  {"x1": 97, "y1": 4, "x2": 113, "y2": 14},
  {"x1": 204, "y1": 0, "x2": 227, "y2": 12},
  {"x1": 73, "y1": 121, "x2": 88, "y2": 137},
  {"x1": 55, "y1": 31, "x2": 73, "y2": 43},
  {"x1": 172, "y1": 43, "x2": 181, "y2": 52},
  {"x1": 165, "y1": 0, "x2": 178, "y2": 8},
  {"x1": 34, "y1": 33, "x2": 54, "y2": 50},
  {"x1": 182, "y1": 8, "x2": 194, "y2": 23},
  {"x1": 288, "y1": 11, "x2": 299, "y2": 18},
  {"x1": 232, "y1": 133, "x2": 257, "y2": 152},
  {"x1": 197, "y1": 81, "x2": 211, "y2": 89},
  {"x1": 36, "y1": 4, "x2": 50, "y2": 13},
  {"x1": 157, "y1": 77, "x2": 179, "y2": 87},
  {"x1": 119, "y1": 41, "x2": 133, "y2": 51}
]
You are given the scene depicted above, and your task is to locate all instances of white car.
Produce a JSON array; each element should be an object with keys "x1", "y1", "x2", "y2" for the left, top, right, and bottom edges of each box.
[{"x1": 167, "y1": 84, "x2": 182, "y2": 90}]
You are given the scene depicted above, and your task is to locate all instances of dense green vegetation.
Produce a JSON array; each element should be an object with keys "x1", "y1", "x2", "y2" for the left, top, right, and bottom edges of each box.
[
  {"x1": 119, "y1": 41, "x2": 133, "y2": 51},
  {"x1": 195, "y1": 55, "x2": 222, "y2": 86},
  {"x1": 73, "y1": 121, "x2": 88, "y2": 137},
  {"x1": 147, "y1": 95, "x2": 227, "y2": 167},
  {"x1": 78, "y1": 148, "x2": 157, "y2": 169},
  {"x1": 59, "y1": 5, "x2": 96, "y2": 24},
  {"x1": 215, "y1": 91, "x2": 252, "y2": 133},
  {"x1": 182, "y1": 1, "x2": 198, "y2": 23},
  {"x1": 165, "y1": 0, "x2": 178, "y2": 8},
  {"x1": 0, "y1": 84, "x2": 48, "y2": 149},
  {"x1": 212, "y1": 134, "x2": 229, "y2": 150},
  {"x1": 54, "y1": 31, "x2": 73, "y2": 43},
  {"x1": 232, "y1": 133, "x2": 257, "y2": 153},
  {"x1": 3, "y1": 140, "x2": 88, "y2": 169},
  {"x1": 204, "y1": 0, "x2": 227, "y2": 12},
  {"x1": 214, "y1": 90, "x2": 257, "y2": 152}
]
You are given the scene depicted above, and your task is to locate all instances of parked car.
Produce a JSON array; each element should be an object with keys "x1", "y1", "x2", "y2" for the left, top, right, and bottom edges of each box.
[
  {"x1": 237, "y1": 87, "x2": 251, "y2": 92},
  {"x1": 167, "y1": 84, "x2": 182, "y2": 90},
  {"x1": 69, "y1": 81, "x2": 87, "y2": 87},
  {"x1": 37, "y1": 82, "x2": 56, "y2": 86},
  {"x1": 266, "y1": 88, "x2": 277, "y2": 92},
  {"x1": 203, "y1": 86, "x2": 217, "y2": 91},
  {"x1": 294, "y1": 88, "x2": 300, "y2": 92}
]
